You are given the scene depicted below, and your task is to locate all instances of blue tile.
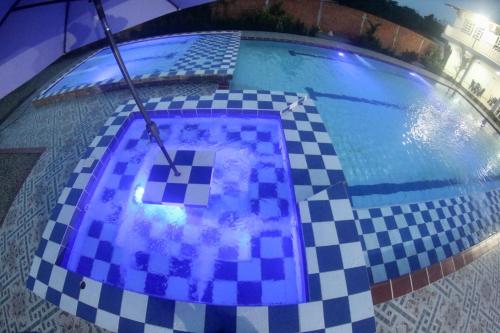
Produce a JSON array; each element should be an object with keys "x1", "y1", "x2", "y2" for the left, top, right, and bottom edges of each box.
[
  {"x1": 307, "y1": 273, "x2": 322, "y2": 301},
  {"x1": 95, "y1": 241, "x2": 113, "y2": 262},
  {"x1": 145, "y1": 296, "x2": 175, "y2": 327},
  {"x1": 237, "y1": 281, "x2": 262, "y2": 305},
  {"x1": 46, "y1": 287, "x2": 62, "y2": 306},
  {"x1": 49, "y1": 222, "x2": 67, "y2": 243},
  {"x1": 162, "y1": 183, "x2": 187, "y2": 203},
  {"x1": 214, "y1": 260, "x2": 237, "y2": 280},
  {"x1": 308, "y1": 201, "x2": 333, "y2": 222},
  {"x1": 77, "y1": 301, "x2": 97, "y2": 322},
  {"x1": 316, "y1": 245, "x2": 343, "y2": 272},
  {"x1": 118, "y1": 318, "x2": 144, "y2": 332},
  {"x1": 145, "y1": 273, "x2": 168, "y2": 296},
  {"x1": 301, "y1": 223, "x2": 315, "y2": 247},
  {"x1": 359, "y1": 219, "x2": 375, "y2": 234},
  {"x1": 352, "y1": 317, "x2": 376, "y2": 333},
  {"x1": 323, "y1": 297, "x2": 351, "y2": 327},
  {"x1": 336, "y1": 221, "x2": 359, "y2": 243},
  {"x1": 98, "y1": 283, "x2": 123, "y2": 314},
  {"x1": 37, "y1": 260, "x2": 53, "y2": 284},
  {"x1": 205, "y1": 305, "x2": 237, "y2": 332},
  {"x1": 189, "y1": 166, "x2": 213, "y2": 184},
  {"x1": 376, "y1": 231, "x2": 391, "y2": 247},
  {"x1": 269, "y1": 305, "x2": 299, "y2": 333},
  {"x1": 368, "y1": 208, "x2": 382, "y2": 218},
  {"x1": 66, "y1": 188, "x2": 83, "y2": 206},
  {"x1": 77, "y1": 256, "x2": 94, "y2": 276},
  {"x1": 62, "y1": 272, "x2": 82, "y2": 299},
  {"x1": 345, "y1": 266, "x2": 369, "y2": 294},
  {"x1": 148, "y1": 165, "x2": 170, "y2": 182},
  {"x1": 261, "y1": 258, "x2": 285, "y2": 280},
  {"x1": 367, "y1": 249, "x2": 383, "y2": 265}
]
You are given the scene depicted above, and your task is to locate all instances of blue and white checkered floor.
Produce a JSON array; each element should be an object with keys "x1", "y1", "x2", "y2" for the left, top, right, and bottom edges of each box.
[{"x1": 62, "y1": 116, "x2": 307, "y2": 306}]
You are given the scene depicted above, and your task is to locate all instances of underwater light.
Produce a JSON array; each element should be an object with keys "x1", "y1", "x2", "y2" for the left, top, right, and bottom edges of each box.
[
  {"x1": 338, "y1": 52, "x2": 345, "y2": 57},
  {"x1": 134, "y1": 185, "x2": 145, "y2": 204},
  {"x1": 409, "y1": 72, "x2": 417, "y2": 77}
]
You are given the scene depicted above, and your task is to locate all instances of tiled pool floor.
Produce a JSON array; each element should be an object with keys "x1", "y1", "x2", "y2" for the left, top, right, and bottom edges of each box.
[{"x1": 62, "y1": 117, "x2": 306, "y2": 306}]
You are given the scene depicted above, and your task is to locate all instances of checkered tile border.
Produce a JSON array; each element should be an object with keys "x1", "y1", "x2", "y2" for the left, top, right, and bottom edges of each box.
[
  {"x1": 354, "y1": 190, "x2": 500, "y2": 284},
  {"x1": 35, "y1": 31, "x2": 240, "y2": 102},
  {"x1": 27, "y1": 89, "x2": 375, "y2": 332}
]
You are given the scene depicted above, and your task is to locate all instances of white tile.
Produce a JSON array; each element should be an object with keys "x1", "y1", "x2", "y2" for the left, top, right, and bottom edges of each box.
[
  {"x1": 308, "y1": 169, "x2": 330, "y2": 186},
  {"x1": 144, "y1": 324, "x2": 174, "y2": 333},
  {"x1": 306, "y1": 247, "x2": 319, "y2": 274},
  {"x1": 79, "y1": 278, "x2": 102, "y2": 308},
  {"x1": 59, "y1": 294, "x2": 78, "y2": 315},
  {"x1": 312, "y1": 223, "x2": 339, "y2": 246},
  {"x1": 348, "y1": 291, "x2": 374, "y2": 321},
  {"x1": 339, "y1": 243, "x2": 365, "y2": 269},
  {"x1": 49, "y1": 265, "x2": 68, "y2": 291},
  {"x1": 185, "y1": 184, "x2": 211, "y2": 206},
  {"x1": 237, "y1": 307, "x2": 269, "y2": 333},
  {"x1": 42, "y1": 241, "x2": 60, "y2": 263},
  {"x1": 284, "y1": 129, "x2": 300, "y2": 142},
  {"x1": 320, "y1": 270, "x2": 348, "y2": 299},
  {"x1": 299, "y1": 301, "x2": 325, "y2": 332},
  {"x1": 174, "y1": 302, "x2": 206, "y2": 332},
  {"x1": 95, "y1": 309, "x2": 120, "y2": 332},
  {"x1": 33, "y1": 280, "x2": 48, "y2": 298},
  {"x1": 330, "y1": 200, "x2": 354, "y2": 221},
  {"x1": 301, "y1": 142, "x2": 321, "y2": 155},
  {"x1": 325, "y1": 323, "x2": 353, "y2": 333},
  {"x1": 288, "y1": 154, "x2": 307, "y2": 169},
  {"x1": 120, "y1": 290, "x2": 148, "y2": 322}
]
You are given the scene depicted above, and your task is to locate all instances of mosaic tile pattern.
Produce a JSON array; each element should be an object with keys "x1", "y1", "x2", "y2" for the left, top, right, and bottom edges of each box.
[
  {"x1": 35, "y1": 32, "x2": 241, "y2": 102},
  {"x1": 27, "y1": 89, "x2": 375, "y2": 332},
  {"x1": 354, "y1": 190, "x2": 500, "y2": 284},
  {"x1": 375, "y1": 242, "x2": 500, "y2": 333},
  {"x1": 62, "y1": 116, "x2": 305, "y2": 307},
  {"x1": 166, "y1": 33, "x2": 240, "y2": 76},
  {"x1": 143, "y1": 149, "x2": 215, "y2": 206}
]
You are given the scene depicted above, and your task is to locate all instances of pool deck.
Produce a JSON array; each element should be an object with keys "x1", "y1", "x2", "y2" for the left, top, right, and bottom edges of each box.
[{"x1": 27, "y1": 90, "x2": 375, "y2": 332}]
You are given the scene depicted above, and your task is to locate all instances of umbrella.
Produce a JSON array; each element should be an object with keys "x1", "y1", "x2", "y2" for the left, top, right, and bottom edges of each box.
[{"x1": 0, "y1": 0, "x2": 214, "y2": 173}]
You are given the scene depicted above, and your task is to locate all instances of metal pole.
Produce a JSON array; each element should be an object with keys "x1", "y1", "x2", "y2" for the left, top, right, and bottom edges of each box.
[{"x1": 92, "y1": 0, "x2": 180, "y2": 176}]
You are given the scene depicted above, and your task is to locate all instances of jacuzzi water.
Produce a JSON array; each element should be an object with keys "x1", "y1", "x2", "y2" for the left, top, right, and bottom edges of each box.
[
  {"x1": 45, "y1": 35, "x2": 198, "y2": 95},
  {"x1": 61, "y1": 116, "x2": 307, "y2": 306},
  {"x1": 232, "y1": 40, "x2": 500, "y2": 208}
]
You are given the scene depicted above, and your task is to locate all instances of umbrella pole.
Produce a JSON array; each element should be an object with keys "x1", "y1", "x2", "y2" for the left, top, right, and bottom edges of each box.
[{"x1": 92, "y1": 0, "x2": 180, "y2": 177}]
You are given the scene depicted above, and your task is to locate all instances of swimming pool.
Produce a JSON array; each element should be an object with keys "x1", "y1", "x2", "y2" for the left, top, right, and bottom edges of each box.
[
  {"x1": 46, "y1": 35, "x2": 197, "y2": 96},
  {"x1": 232, "y1": 40, "x2": 500, "y2": 208},
  {"x1": 59, "y1": 115, "x2": 307, "y2": 306}
]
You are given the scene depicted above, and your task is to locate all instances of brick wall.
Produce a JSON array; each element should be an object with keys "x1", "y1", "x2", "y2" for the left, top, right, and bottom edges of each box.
[{"x1": 212, "y1": 0, "x2": 437, "y2": 56}]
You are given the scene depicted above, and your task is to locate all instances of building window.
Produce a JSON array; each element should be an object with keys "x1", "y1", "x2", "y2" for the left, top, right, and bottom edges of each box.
[
  {"x1": 472, "y1": 26, "x2": 485, "y2": 40},
  {"x1": 494, "y1": 36, "x2": 500, "y2": 51},
  {"x1": 462, "y1": 19, "x2": 474, "y2": 35}
]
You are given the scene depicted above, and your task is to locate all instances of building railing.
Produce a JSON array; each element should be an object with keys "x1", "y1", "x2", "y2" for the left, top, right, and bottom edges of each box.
[{"x1": 444, "y1": 25, "x2": 500, "y2": 66}]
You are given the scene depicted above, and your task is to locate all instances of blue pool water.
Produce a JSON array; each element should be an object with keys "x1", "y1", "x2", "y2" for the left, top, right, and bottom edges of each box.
[
  {"x1": 45, "y1": 35, "x2": 197, "y2": 95},
  {"x1": 232, "y1": 40, "x2": 500, "y2": 208},
  {"x1": 61, "y1": 116, "x2": 307, "y2": 306}
]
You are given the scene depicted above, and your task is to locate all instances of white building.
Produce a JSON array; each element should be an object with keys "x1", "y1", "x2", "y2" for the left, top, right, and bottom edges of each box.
[{"x1": 442, "y1": 7, "x2": 500, "y2": 118}]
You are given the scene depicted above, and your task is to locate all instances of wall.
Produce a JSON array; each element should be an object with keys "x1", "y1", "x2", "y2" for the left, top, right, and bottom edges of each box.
[{"x1": 212, "y1": 0, "x2": 438, "y2": 56}]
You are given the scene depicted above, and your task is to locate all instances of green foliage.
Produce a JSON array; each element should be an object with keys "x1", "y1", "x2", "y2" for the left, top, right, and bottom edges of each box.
[
  {"x1": 216, "y1": 2, "x2": 318, "y2": 36},
  {"x1": 353, "y1": 20, "x2": 389, "y2": 54},
  {"x1": 336, "y1": 0, "x2": 444, "y2": 40},
  {"x1": 421, "y1": 47, "x2": 445, "y2": 74}
]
